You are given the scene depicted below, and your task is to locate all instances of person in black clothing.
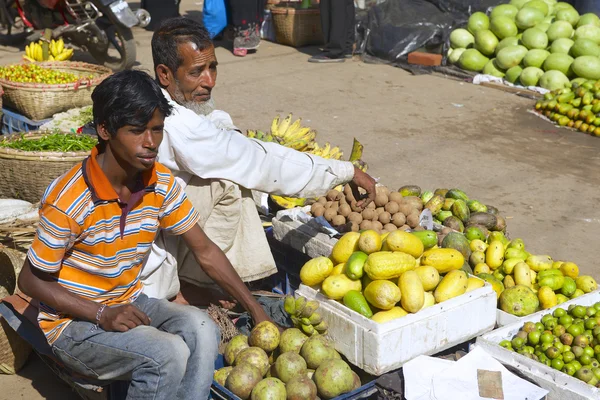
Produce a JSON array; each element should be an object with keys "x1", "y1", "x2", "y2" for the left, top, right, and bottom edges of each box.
[
  {"x1": 227, "y1": 0, "x2": 267, "y2": 57},
  {"x1": 309, "y1": 0, "x2": 355, "y2": 63}
]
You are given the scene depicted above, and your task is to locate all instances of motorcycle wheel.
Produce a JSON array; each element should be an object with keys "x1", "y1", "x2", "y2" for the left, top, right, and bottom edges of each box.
[{"x1": 88, "y1": 22, "x2": 136, "y2": 71}]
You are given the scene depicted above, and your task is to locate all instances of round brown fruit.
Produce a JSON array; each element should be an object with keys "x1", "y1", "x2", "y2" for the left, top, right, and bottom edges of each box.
[
  {"x1": 399, "y1": 224, "x2": 411, "y2": 231},
  {"x1": 379, "y1": 211, "x2": 391, "y2": 225},
  {"x1": 329, "y1": 201, "x2": 339, "y2": 212},
  {"x1": 325, "y1": 201, "x2": 333, "y2": 209},
  {"x1": 384, "y1": 201, "x2": 399, "y2": 215},
  {"x1": 312, "y1": 204, "x2": 325, "y2": 217},
  {"x1": 350, "y1": 200, "x2": 362, "y2": 213},
  {"x1": 311, "y1": 203, "x2": 324, "y2": 214},
  {"x1": 413, "y1": 226, "x2": 425, "y2": 231},
  {"x1": 404, "y1": 196, "x2": 424, "y2": 212},
  {"x1": 384, "y1": 223, "x2": 397, "y2": 232},
  {"x1": 317, "y1": 197, "x2": 327, "y2": 205},
  {"x1": 347, "y1": 212, "x2": 363, "y2": 224},
  {"x1": 392, "y1": 213, "x2": 406, "y2": 227},
  {"x1": 362, "y1": 209, "x2": 375, "y2": 220},
  {"x1": 326, "y1": 190, "x2": 340, "y2": 201},
  {"x1": 332, "y1": 215, "x2": 346, "y2": 226},
  {"x1": 399, "y1": 203, "x2": 413, "y2": 216},
  {"x1": 375, "y1": 207, "x2": 385, "y2": 216},
  {"x1": 350, "y1": 222, "x2": 359, "y2": 232},
  {"x1": 375, "y1": 193, "x2": 388, "y2": 207},
  {"x1": 360, "y1": 220, "x2": 373, "y2": 230},
  {"x1": 339, "y1": 204, "x2": 351, "y2": 217},
  {"x1": 371, "y1": 221, "x2": 383, "y2": 232},
  {"x1": 367, "y1": 201, "x2": 376, "y2": 209},
  {"x1": 343, "y1": 185, "x2": 356, "y2": 203},
  {"x1": 407, "y1": 213, "x2": 420, "y2": 228},
  {"x1": 324, "y1": 209, "x2": 337, "y2": 222},
  {"x1": 389, "y1": 192, "x2": 403, "y2": 204},
  {"x1": 376, "y1": 186, "x2": 390, "y2": 196}
]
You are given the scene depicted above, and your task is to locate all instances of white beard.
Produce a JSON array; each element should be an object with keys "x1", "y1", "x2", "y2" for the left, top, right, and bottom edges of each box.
[
  {"x1": 182, "y1": 97, "x2": 216, "y2": 116},
  {"x1": 171, "y1": 83, "x2": 216, "y2": 116}
]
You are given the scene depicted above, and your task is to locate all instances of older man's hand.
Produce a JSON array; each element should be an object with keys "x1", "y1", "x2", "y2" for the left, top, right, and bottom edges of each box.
[{"x1": 349, "y1": 167, "x2": 377, "y2": 209}]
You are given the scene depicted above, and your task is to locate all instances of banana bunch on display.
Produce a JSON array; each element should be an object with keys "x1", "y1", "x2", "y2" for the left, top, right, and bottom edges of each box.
[
  {"x1": 269, "y1": 113, "x2": 317, "y2": 151},
  {"x1": 246, "y1": 129, "x2": 276, "y2": 143},
  {"x1": 24, "y1": 38, "x2": 73, "y2": 62},
  {"x1": 306, "y1": 142, "x2": 343, "y2": 160},
  {"x1": 284, "y1": 296, "x2": 328, "y2": 336},
  {"x1": 270, "y1": 195, "x2": 306, "y2": 209}
]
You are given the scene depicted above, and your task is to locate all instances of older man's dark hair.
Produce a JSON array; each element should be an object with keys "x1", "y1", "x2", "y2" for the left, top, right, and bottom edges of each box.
[{"x1": 151, "y1": 17, "x2": 213, "y2": 79}]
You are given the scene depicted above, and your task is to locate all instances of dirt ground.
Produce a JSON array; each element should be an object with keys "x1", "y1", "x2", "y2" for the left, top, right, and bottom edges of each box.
[{"x1": 1, "y1": 0, "x2": 600, "y2": 398}]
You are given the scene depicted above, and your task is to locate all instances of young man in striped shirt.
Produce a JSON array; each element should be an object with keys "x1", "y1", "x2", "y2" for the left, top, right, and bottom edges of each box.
[{"x1": 17, "y1": 70, "x2": 271, "y2": 399}]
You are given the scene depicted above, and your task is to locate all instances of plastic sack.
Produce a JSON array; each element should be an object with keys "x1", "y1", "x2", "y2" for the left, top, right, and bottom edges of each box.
[
  {"x1": 572, "y1": 0, "x2": 600, "y2": 14},
  {"x1": 361, "y1": 0, "x2": 504, "y2": 64},
  {"x1": 203, "y1": 0, "x2": 228, "y2": 39}
]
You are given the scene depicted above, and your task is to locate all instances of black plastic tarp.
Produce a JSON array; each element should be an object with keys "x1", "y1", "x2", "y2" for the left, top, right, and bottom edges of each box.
[{"x1": 358, "y1": 0, "x2": 505, "y2": 65}]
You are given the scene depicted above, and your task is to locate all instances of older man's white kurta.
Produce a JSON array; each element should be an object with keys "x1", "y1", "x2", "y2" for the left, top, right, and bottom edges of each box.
[{"x1": 141, "y1": 90, "x2": 356, "y2": 300}]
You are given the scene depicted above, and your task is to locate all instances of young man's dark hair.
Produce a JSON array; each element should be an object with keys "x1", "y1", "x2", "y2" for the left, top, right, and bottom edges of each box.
[
  {"x1": 151, "y1": 17, "x2": 213, "y2": 79},
  {"x1": 92, "y1": 69, "x2": 172, "y2": 138}
]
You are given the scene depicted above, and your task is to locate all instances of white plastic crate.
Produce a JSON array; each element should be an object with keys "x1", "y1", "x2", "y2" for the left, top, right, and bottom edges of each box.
[
  {"x1": 478, "y1": 291, "x2": 600, "y2": 400},
  {"x1": 296, "y1": 282, "x2": 497, "y2": 375},
  {"x1": 496, "y1": 289, "x2": 600, "y2": 327}
]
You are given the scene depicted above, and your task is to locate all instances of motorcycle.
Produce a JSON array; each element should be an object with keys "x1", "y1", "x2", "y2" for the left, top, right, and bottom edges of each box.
[{"x1": 0, "y1": 0, "x2": 151, "y2": 71}]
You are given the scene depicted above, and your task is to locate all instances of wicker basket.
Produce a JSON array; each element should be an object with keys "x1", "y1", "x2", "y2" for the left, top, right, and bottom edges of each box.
[
  {"x1": 272, "y1": 5, "x2": 323, "y2": 47},
  {"x1": 0, "y1": 246, "x2": 32, "y2": 375},
  {"x1": 0, "y1": 61, "x2": 112, "y2": 121},
  {"x1": 0, "y1": 132, "x2": 93, "y2": 203}
]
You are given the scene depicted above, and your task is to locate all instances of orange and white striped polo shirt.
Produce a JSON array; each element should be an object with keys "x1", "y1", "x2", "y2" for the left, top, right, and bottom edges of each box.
[{"x1": 27, "y1": 146, "x2": 200, "y2": 344}]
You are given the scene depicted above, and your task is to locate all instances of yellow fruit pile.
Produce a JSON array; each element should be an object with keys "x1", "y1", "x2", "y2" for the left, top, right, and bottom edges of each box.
[
  {"x1": 24, "y1": 38, "x2": 73, "y2": 62},
  {"x1": 0, "y1": 64, "x2": 81, "y2": 84},
  {"x1": 299, "y1": 230, "x2": 485, "y2": 324},
  {"x1": 469, "y1": 232, "x2": 598, "y2": 315}
]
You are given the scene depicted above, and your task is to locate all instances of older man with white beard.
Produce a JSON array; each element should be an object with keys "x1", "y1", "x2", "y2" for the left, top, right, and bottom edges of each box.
[{"x1": 140, "y1": 17, "x2": 377, "y2": 306}]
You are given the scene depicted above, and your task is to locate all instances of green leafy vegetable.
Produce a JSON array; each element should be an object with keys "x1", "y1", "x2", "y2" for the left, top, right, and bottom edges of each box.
[{"x1": 0, "y1": 133, "x2": 97, "y2": 152}]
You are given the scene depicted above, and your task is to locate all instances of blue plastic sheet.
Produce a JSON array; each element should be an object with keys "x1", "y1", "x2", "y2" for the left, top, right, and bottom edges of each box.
[{"x1": 203, "y1": 0, "x2": 228, "y2": 39}]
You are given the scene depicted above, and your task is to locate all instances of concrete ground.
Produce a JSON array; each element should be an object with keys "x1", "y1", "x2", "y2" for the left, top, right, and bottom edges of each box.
[{"x1": 1, "y1": 0, "x2": 600, "y2": 398}]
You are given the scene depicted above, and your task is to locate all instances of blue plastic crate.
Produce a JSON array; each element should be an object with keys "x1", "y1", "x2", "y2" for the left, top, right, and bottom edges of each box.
[
  {"x1": 1, "y1": 107, "x2": 51, "y2": 134},
  {"x1": 210, "y1": 355, "x2": 377, "y2": 400}
]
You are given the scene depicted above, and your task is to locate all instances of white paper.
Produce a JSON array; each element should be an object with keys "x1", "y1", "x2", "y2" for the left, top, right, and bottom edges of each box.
[
  {"x1": 404, "y1": 356, "x2": 455, "y2": 400},
  {"x1": 274, "y1": 207, "x2": 339, "y2": 237},
  {"x1": 419, "y1": 208, "x2": 434, "y2": 231},
  {"x1": 431, "y1": 347, "x2": 548, "y2": 400},
  {"x1": 472, "y1": 74, "x2": 550, "y2": 95}
]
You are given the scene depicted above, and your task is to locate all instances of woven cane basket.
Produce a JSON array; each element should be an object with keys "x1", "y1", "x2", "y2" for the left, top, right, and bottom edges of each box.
[
  {"x1": 0, "y1": 61, "x2": 111, "y2": 121},
  {"x1": 271, "y1": 6, "x2": 323, "y2": 47},
  {"x1": 0, "y1": 132, "x2": 93, "y2": 203},
  {"x1": 0, "y1": 246, "x2": 31, "y2": 375}
]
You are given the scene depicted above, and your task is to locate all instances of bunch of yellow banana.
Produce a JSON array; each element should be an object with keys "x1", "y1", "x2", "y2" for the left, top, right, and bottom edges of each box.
[
  {"x1": 270, "y1": 195, "x2": 306, "y2": 209},
  {"x1": 50, "y1": 38, "x2": 73, "y2": 61},
  {"x1": 24, "y1": 38, "x2": 73, "y2": 62},
  {"x1": 306, "y1": 142, "x2": 344, "y2": 160},
  {"x1": 270, "y1": 113, "x2": 317, "y2": 151},
  {"x1": 246, "y1": 129, "x2": 275, "y2": 143}
]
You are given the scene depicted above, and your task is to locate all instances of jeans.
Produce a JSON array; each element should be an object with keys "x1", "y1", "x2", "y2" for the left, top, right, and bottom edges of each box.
[{"x1": 51, "y1": 293, "x2": 220, "y2": 400}]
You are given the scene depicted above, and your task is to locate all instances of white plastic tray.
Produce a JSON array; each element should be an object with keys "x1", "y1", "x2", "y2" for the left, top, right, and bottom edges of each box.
[
  {"x1": 496, "y1": 289, "x2": 600, "y2": 327},
  {"x1": 478, "y1": 291, "x2": 600, "y2": 400},
  {"x1": 296, "y1": 282, "x2": 497, "y2": 376}
]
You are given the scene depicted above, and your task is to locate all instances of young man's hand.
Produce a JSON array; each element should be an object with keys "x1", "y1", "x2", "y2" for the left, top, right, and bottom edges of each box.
[{"x1": 100, "y1": 304, "x2": 151, "y2": 332}]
